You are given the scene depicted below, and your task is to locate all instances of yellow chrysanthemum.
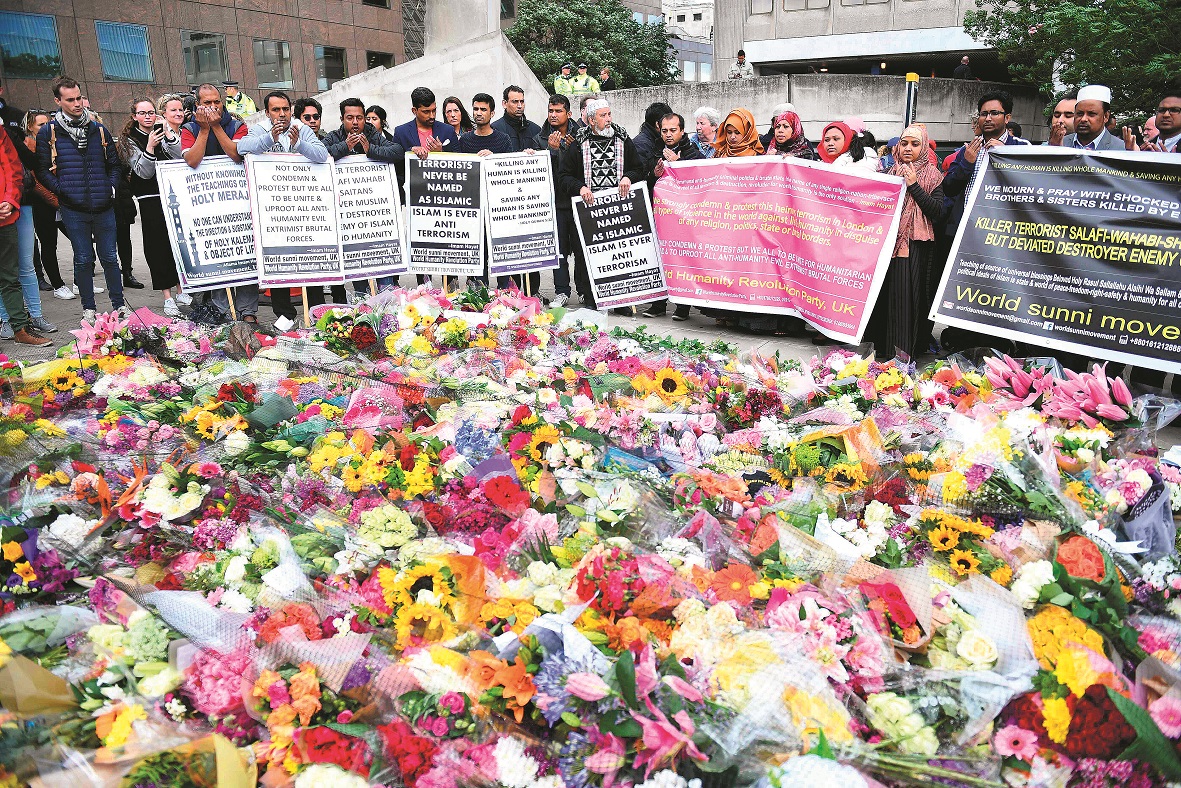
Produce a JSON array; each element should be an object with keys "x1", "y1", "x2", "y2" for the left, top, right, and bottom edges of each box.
[
  {"x1": 989, "y1": 564, "x2": 1013, "y2": 587},
  {"x1": 928, "y1": 525, "x2": 960, "y2": 552},
  {"x1": 652, "y1": 368, "x2": 689, "y2": 401},
  {"x1": 1042, "y1": 696, "x2": 1071, "y2": 744},
  {"x1": 948, "y1": 549, "x2": 980, "y2": 576},
  {"x1": 341, "y1": 464, "x2": 365, "y2": 493}
]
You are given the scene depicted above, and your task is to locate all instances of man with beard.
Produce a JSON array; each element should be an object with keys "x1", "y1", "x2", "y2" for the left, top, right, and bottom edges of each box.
[
  {"x1": 1063, "y1": 85, "x2": 1122, "y2": 150},
  {"x1": 642, "y1": 112, "x2": 703, "y2": 320}
]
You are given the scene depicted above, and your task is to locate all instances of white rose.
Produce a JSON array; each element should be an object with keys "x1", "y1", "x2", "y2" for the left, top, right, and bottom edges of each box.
[
  {"x1": 867, "y1": 692, "x2": 912, "y2": 723},
  {"x1": 223, "y1": 555, "x2": 248, "y2": 585},
  {"x1": 899, "y1": 725, "x2": 940, "y2": 757},
  {"x1": 955, "y1": 629, "x2": 999, "y2": 669},
  {"x1": 533, "y1": 585, "x2": 565, "y2": 613},
  {"x1": 1076, "y1": 447, "x2": 1095, "y2": 464}
]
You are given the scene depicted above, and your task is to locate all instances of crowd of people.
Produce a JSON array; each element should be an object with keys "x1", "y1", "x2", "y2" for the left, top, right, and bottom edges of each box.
[{"x1": 0, "y1": 72, "x2": 1178, "y2": 380}]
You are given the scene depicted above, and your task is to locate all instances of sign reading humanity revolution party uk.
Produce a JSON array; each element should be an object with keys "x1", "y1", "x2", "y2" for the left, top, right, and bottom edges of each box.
[
  {"x1": 333, "y1": 155, "x2": 406, "y2": 281},
  {"x1": 652, "y1": 158, "x2": 905, "y2": 344},
  {"x1": 573, "y1": 183, "x2": 667, "y2": 309},
  {"x1": 155, "y1": 156, "x2": 257, "y2": 292},
  {"x1": 245, "y1": 153, "x2": 344, "y2": 287},
  {"x1": 405, "y1": 154, "x2": 484, "y2": 277},
  {"x1": 931, "y1": 148, "x2": 1181, "y2": 374}
]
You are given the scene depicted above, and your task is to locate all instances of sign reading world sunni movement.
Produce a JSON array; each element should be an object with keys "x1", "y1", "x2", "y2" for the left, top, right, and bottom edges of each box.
[
  {"x1": 155, "y1": 156, "x2": 258, "y2": 292},
  {"x1": 930, "y1": 148, "x2": 1181, "y2": 374}
]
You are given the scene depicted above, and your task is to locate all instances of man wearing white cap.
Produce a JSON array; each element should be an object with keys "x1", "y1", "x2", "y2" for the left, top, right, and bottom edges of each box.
[
  {"x1": 557, "y1": 98, "x2": 643, "y2": 310},
  {"x1": 1063, "y1": 85, "x2": 1122, "y2": 150}
]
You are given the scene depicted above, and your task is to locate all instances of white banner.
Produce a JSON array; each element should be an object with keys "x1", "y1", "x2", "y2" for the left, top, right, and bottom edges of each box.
[
  {"x1": 482, "y1": 152, "x2": 560, "y2": 277},
  {"x1": 573, "y1": 183, "x2": 668, "y2": 309},
  {"x1": 333, "y1": 155, "x2": 406, "y2": 282},
  {"x1": 245, "y1": 153, "x2": 344, "y2": 287},
  {"x1": 404, "y1": 154, "x2": 484, "y2": 277},
  {"x1": 155, "y1": 156, "x2": 257, "y2": 292}
]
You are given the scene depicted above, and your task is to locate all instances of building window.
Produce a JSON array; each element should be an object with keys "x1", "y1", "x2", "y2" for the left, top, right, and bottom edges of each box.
[
  {"x1": 841, "y1": 0, "x2": 888, "y2": 6},
  {"x1": 182, "y1": 30, "x2": 229, "y2": 85},
  {"x1": 95, "y1": 22, "x2": 153, "y2": 82},
  {"x1": 682, "y1": 61, "x2": 697, "y2": 82},
  {"x1": 751, "y1": 0, "x2": 774, "y2": 12},
  {"x1": 366, "y1": 51, "x2": 393, "y2": 70},
  {"x1": 315, "y1": 45, "x2": 346, "y2": 90},
  {"x1": 699, "y1": 62, "x2": 712, "y2": 81},
  {"x1": 0, "y1": 12, "x2": 61, "y2": 79},
  {"x1": 785, "y1": 0, "x2": 830, "y2": 8},
  {"x1": 253, "y1": 39, "x2": 292, "y2": 89},
  {"x1": 362, "y1": 0, "x2": 389, "y2": 6},
  {"x1": 648, "y1": 14, "x2": 662, "y2": 23},
  {"x1": 633, "y1": 11, "x2": 644, "y2": 22},
  {"x1": 676, "y1": 14, "x2": 686, "y2": 21},
  {"x1": 693, "y1": 12, "x2": 703, "y2": 20},
  {"x1": 500, "y1": 0, "x2": 515, "y2": 17}
]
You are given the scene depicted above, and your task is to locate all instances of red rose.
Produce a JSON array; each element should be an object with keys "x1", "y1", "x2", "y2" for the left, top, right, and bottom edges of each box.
[
  {"x1": 297, "y1": 726, "x2": 371, "y2": 775},
  {"x1": 483, "y1": 475, "x2": 530, "y2": 514}
]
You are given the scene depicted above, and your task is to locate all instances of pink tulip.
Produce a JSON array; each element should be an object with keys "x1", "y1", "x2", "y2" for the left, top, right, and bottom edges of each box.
[
  {"x1": 1112, "y1": 376, "x2": 1133, "y2": 407},
  {"x1": 1095, "y1": 404, "x2": 1129, "y2": 421},
  {"x1": 566, "y1": 673, "x2": 612, "y2": 701}
]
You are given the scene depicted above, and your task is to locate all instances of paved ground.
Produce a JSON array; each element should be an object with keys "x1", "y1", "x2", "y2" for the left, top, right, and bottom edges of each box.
[{"x1": 8, "y1": 228, "x2": 1179, "y2": 450}]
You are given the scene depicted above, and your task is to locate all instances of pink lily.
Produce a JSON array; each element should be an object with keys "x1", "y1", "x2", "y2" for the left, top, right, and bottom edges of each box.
[
  {"x1": 1112, "y1": 376, "x2": 1133, "y2": 407},
  {"x1": 661, "y1": 675, "x2": 703, "y2": 703},
  {"x1": 1095, "y1": 404, "x2": 1129, "y2": 422},
  {"x1": 631, "y1": 698, "x2": 707, "y2": 777},
  {"x1": 585, "y1": 733, "x2": 627, "y2": 787},
  {"x1": 1086, "y1": 377, "x2": 1112, "y2": 406},
  {"x1": 1079, "y1": 412, "x2": 1099, "y2": 429},
  {"x1": 1004, "y1": 354, "x2": 1023, "y2": 373},
  {"x1": 566, "y1": 673, "x2": 612, "y2": 702},
  {"x1": 634, "y1": 646, "x2": 660, "y2": 699}
]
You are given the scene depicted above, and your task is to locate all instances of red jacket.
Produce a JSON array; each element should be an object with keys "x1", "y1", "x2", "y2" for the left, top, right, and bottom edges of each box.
[{"x1": 0, "y1": 132, "x2": 23, "y2": 227}]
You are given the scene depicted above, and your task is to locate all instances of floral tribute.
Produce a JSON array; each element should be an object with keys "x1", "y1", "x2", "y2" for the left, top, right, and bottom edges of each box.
[{"x1": 0, "y1": 287, "x2": 1178, "y2": 788}]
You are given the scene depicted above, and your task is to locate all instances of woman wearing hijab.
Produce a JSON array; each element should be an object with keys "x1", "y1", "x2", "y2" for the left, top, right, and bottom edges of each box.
[
  {"x1": 764, "y1": 111, "x2": 814, "y2": 158},
  {"x1": 863, "y1": 124, "x2": 948, "y2": 359},
  {"x1": 818, "y1": 121, "x2": 878, "y2": 171},
  {"x1": 713, "y1": 109, "x2": 764, "y2": 157}
]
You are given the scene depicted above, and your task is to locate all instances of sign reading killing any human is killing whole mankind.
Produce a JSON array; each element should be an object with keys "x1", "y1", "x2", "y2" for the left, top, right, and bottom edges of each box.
[
  {"x1": 333, "y1": 155, "x2": 407, "y2": 282},
  {"x1": 651, "y1": 157, "x2": 905, "y2": 344},
  {"x1": 155, "y1": 156, "x2": 258, "y2": 292},
  {"x1": 482, "y1": 153, "x2": 560, "y2": 278},
  {"x1": 573, "y1": 183, "x2": 668, "y2": 309},
  {"x1": 405, "y1": 154, "x2": 485, "y2": 278},
  {"x1": 930, "y1": 148, "x2": 1181, "y2": 374},
  {"x1": 245, "y1": 152, "x2": 344, "y2": 288}
]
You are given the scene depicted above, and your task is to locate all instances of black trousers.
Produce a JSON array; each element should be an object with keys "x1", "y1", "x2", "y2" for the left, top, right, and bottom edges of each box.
[
  {"x1": 32, "y1": 202, "x2": 65, "y2": 289},
  {"x1": 271, "y1": 285, "x2": 348, "y2": 320}
]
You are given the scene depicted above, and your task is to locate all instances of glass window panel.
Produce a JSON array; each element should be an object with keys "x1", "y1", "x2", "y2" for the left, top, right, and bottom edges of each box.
[
  {"x1": 96, "y1": 21, "x2": 153, "y2": 82},
  {"x1": 182, "y1": 30, "x2": 228, "y2": 85},
  {"x1": 315, "y1": 45, "x2": 346, "y2": 91},
  {"x1": 0, "y1": 12, "x2": 61, "y2": 79},
  {"x1": 699, "y1": 62, "x2": 711, "y2": 81},
  {"x1": 682, "y1": 61, "x2": 696, "y2": 81},
  {"x1": 253, "y1": 39, "x2": 292, "y2": 89},
  {"x1": 752, "y1": 0, "x2": 774, "y2": 12},
  {"x1": 366, "y1": 51, "x2": 393, "y2": 70}
]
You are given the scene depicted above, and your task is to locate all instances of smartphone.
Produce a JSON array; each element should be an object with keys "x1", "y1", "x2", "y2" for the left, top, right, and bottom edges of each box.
[{"x1": 151, "y1": 121, "x2": 165, "y2": 135}]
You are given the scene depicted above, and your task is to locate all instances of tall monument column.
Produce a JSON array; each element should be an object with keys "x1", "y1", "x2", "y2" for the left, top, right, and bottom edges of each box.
[{"x1": 425, "y1": 0, "x2": 500, "y2": 54}]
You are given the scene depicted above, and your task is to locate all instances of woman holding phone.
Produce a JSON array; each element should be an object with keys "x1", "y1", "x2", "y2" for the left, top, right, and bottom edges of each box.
[{"x1": 118, "y1": 95, "x2": 189, "y2": 317}]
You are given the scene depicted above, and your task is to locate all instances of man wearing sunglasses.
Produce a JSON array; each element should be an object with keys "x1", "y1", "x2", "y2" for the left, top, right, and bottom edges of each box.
[{"x1": 294, "y1": 98, "x2": 324, "y2": 139}]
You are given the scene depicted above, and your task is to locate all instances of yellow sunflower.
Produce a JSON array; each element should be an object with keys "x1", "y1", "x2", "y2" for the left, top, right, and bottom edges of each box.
[
  {"x1": 652, "y1": 368, "x2": 689, "y2": 401},
  {"x1": 527, "y1": 424, "x2": 562, "y2": 462},
  {"x1": 194, "y1": 410, "x2": 220, "y2": 440},
  {"x1": 949, "y1": 548, "x2": 981, "y2": 576},
  {"x1": 394, "y1": 603, "x2": 458, "y2": 649},
  {"x1": 928, "y1": 525, "x2": 960, "y2": 552},
  {"x1": 49, "y1": 371, "x2": 82, "y2": 392},
  {"x1": 389, "y1": 564, "x2": 456, "y2": 610}
]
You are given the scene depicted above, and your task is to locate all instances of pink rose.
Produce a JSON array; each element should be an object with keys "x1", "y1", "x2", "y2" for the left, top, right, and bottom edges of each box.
[{"x1": 439, "y1": 692, "x2": 465, "y2": 714}]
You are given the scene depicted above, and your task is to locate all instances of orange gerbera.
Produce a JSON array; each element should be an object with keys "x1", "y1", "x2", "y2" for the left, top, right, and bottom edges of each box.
[{"x1": 711, "y1": 564, "x2": 758, "y2": 606}]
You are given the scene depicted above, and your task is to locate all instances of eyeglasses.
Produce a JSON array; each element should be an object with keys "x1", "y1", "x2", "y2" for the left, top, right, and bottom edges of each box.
[
  {"x1": 302, "y1": 113, "x2": 320, "y2": 120},
  {"x1": 978, "y1": 110, "x2": 1007, "y2": 118},
  {"x1": 1156, "y1": 106, "x2": 1181, "y2": 115},
  {"x1": 134, "y1": 110, "x2": 157, "y2": 117}
]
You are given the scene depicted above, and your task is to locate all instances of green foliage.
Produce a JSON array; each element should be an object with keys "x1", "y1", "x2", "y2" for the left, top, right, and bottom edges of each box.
[
  {"x1": 964, "y1": 0, "x2": 1181, "y2": 117},
  {"x1": 506, "y1": 0, "x2": 679, "y2": 90}
]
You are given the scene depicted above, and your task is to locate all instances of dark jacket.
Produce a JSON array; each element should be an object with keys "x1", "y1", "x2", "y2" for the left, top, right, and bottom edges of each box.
[
  {"x1": 557, "y1": 124, "x2": 644, "y2": 214},
  {"x1": 36, "y1": 118, "x2": 122, "y2": 213},
  {"x1": 632, "y1": 124, "x2": 663, "y2": 183},
  {"x1": 942, "y1": 133, "x2": 1031, "y2": 234},
  {"x1": 323, "y1": 122, "x2": 403, "y2": 162},
  {"x1": 0, "y1": 99, "x2": 24, "y2": 149},
  {"x1": 492, "y1": 114, "x2": 542, "y2": 152},
  {"x1": 391, "y1": 120, "x2": 459, "y2": 154},
  {"x1": 456, "y1": 128, "x2": 515, "y2": 154},
  {"x1": 649, "y1": 134, "x2": 704, "y2": 190},
  {"x1": 600, "y1": 77, "x2": 618, "y2": 92},
  {"x1": 532, "y1": 118, "x2": 583, "y2": 176}
]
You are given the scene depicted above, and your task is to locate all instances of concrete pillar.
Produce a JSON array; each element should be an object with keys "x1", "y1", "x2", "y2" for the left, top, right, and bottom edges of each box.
[{"x1": 426, "y1": 0, "x2": 499, "y2": 55}]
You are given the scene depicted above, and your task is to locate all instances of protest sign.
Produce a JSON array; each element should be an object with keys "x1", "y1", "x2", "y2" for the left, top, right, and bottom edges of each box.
[
  {"x1": 652, "y1": 158, "x2": 905, "y2": 343},
  {"x1": 405, "y1": 154, "x2": 484, "y2": 277},
  {"x1": 334, "y1": 155, "x2": 406, "y2": 282},
  {"x1": 572, "y1": 183, "x2": 667, "y2": 309},
  {"x1": 482, "y1": 153, "x2": 560, "y2": 279},
  {"x1": 245, "y1": 153, "x2": 343, "y2": 287},
  {"x1": 155, "y1": 156, "x2": 257, "y2": 292},
  {"x1": 930, "y1": 148, "x2": 1181, "y2": 374}
]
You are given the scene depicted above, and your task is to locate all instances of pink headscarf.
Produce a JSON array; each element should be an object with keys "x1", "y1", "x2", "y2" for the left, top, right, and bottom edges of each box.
[
  {"x1": 889, "y1": 124, "x2": 943, "y2": 258},
  {"x1": 766, "y1": 111, "x2": 810, "y2": 157}
]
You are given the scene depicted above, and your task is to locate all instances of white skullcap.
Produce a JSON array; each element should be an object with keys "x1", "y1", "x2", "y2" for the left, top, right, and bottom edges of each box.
[
  {"x1": 1077, "y1": 84, "x2": 1112, "y2": 104},
  {"x1": 585, "y1": 98, "x2": 609, "y2": 115},
  {"x1": 769, "y1": 102, "x2": 795, "y2": 117}
]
